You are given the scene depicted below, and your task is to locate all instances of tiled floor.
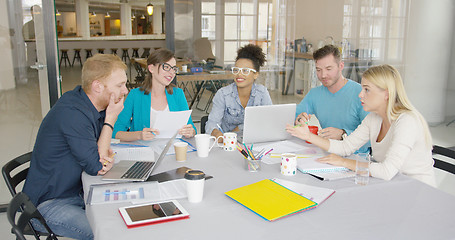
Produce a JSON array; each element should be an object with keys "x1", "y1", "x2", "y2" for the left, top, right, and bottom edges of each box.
[{"x1": 0, "y1": 65, "x2": 454, "y2": 239}]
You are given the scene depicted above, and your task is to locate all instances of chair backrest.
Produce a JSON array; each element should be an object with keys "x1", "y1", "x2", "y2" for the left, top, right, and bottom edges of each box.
[
  {"x1": 2, "y1": 152, "x2": 32, "y2": 196},
  {"x1": 200, "y1": 116, "x2": 209, "y2": 134},
  {"x1": 432, "y1": 145, "x2": 455, "y2": 174},
  {"x1": 193, "y1": 38, "x2": 216, "y2": 62},
  {"x1": 7, "y1": 192, "x2": 58, "y2": 240}
]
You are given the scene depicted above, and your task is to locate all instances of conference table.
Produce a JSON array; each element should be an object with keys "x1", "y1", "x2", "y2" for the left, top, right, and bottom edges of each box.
[{"x1": 82, "y1": 139, "x2": 455, "y2": 240}]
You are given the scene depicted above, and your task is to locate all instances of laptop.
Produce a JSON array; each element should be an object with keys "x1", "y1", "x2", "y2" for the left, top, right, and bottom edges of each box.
[
  {"x1": 242, "y1": 103, "x2": 296, "y2": 144},
  {"x1": 102, "y1": 132, "x2": 178, "y2": 181}
]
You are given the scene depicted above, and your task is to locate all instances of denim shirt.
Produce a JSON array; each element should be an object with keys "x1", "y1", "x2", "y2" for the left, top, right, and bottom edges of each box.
[{"x1": 205, "y1": 82, "x2": 273, "y2": 134}]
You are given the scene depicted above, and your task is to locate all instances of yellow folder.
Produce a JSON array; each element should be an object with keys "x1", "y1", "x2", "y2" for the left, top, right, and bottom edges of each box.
[{"x1": 225, "y1": 179, "x2": 317, "y2": 221}]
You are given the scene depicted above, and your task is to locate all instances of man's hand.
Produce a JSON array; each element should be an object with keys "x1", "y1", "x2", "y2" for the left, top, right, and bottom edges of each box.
[
  {"x1": 105, "y1": 93, "x2": 124, "y2": 124},
  {"x1": 295, "y1": 112, "x2": 311, "y2": 125},
  {"x1": 98, "y1": 150, "x2": 115, "y2": 175},
  {"x1": 318, "y1": 127, "x2": 344, "y2": 140}
]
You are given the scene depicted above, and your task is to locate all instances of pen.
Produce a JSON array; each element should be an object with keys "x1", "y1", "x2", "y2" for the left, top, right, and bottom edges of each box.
[
  {"x1": 216, "y1": 124, "x2": 224, "y2": 134},
  {"x1": 308, "y1": 173, "x2": 324, "y2": 181},
  {"x1": 104, "y1": 153, "x2": 116, "y2": 166},
  {"x1": 150, "y1": 131, "x2": 156, "y2": 136}
]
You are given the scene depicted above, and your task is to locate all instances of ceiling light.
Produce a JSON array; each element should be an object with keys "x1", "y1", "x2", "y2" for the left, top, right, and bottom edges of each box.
[
  {"x1": 140, "y1": 14, "x2": 145, "y2": 19},
  {"x1": 56, "y1": 9, "x2": 61, "y2": 16},
  {"x1": 91, "y1": 11, "x2": 96, "y2": 17},
  {"x1": 105, "y1": 12, "x2": 110, "y2": 18},
  {"x1": 147, "y1": 3, "x2": 154, "y2": 16}
]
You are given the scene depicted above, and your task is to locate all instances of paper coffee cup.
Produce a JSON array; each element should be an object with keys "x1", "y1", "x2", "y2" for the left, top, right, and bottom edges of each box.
[
  {"x1": 174, "y1": 142, "x2": 188, "y2": 162},
  {"x1": 184, "y1": 170, "x2": 205, "y2": 203}
]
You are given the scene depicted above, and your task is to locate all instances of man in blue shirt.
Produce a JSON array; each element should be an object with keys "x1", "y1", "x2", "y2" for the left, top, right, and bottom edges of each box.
[
  {"x1": 296, "y1": 45, "x2": 370, "y2": 153},
  {"x1": 23, "y1": 54, "x2": 128, "y2": 240}
]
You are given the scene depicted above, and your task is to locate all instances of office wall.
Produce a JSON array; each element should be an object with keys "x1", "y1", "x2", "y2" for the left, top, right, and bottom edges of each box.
[
  {"x1": 447, "y1": 13, "x2": 455, "y2": 117},
  {"x1": 292, "y1": 0, "x2": 343, "y2": 47},
  {"x1": 0, "y1": 0, "x2": 15, "y2": 90}
]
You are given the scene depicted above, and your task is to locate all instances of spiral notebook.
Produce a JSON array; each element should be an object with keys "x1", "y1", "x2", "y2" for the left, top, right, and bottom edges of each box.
[{"x1": 297, "y1": 157, "x2": 348, "y2": 173}]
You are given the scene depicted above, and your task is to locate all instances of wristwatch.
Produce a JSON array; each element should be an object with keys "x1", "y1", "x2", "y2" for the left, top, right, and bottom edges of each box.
[{"x1": 341, "y1": 129, "x2": 348, "y2": 140}]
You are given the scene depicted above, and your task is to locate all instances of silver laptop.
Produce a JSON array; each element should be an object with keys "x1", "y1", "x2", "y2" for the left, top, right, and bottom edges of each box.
[
  {"x1": 102, "y1": 132, "x2": 178, "y2": 181},
  {"x1": 242, "y1": 103, "x2": 296, "y2": 144}
]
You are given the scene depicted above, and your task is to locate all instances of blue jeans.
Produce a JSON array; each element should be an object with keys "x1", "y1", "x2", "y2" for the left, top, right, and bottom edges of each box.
[{"x1": 31, "y1": 196, "x2": 93, "y2": 240}]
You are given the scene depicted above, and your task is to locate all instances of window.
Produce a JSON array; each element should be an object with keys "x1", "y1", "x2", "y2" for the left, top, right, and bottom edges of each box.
[{"x1": 343, "y1": 0, "x2": 409, "y2": 64}]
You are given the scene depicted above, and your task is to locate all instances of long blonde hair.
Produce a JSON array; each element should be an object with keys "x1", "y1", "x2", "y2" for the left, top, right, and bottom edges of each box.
[{"x1": 362, "y1": 64, "x2": 433, "y2": 148}]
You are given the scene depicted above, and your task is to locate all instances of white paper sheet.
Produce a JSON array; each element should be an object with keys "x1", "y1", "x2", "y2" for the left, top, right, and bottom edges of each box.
[
  {"x1": 271, "y1": 178, "x2": 335, "y2": 205},
  {"x1": 152, "y1": 110, "x2": 192, "y2": 138}
]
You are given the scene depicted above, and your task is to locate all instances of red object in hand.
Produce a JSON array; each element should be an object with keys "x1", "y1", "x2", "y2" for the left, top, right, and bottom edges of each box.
[{"x1": 306, "y1": 126, "x2": 319, "y2": 144}]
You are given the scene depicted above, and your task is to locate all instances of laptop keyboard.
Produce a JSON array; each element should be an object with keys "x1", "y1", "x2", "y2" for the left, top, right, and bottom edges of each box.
[{"x1": 121, "y1": 161, "x2": 155, "y2": 179}]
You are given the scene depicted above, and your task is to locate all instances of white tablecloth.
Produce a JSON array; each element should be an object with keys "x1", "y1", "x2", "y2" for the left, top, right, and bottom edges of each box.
[{"x1": 82, "y1": 140, "x2": 455, "y2": 240}]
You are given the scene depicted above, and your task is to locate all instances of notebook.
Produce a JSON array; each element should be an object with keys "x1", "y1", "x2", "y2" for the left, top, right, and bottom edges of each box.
[
  {"x1": 225, "y1": 179, "x2": 317, "y2": 221},
  {"x1": 271, "y1": 178, "x2": 335, "y2": 205},
  {"x1": 242, "y1": 103, "x2": 296, "y2": 144},
  {"x1": 297, "y1": 156, "x2": 348, "y2": 174},
  {"x1": 102, "y1": 132, "x2": 177, "y2": 181}
]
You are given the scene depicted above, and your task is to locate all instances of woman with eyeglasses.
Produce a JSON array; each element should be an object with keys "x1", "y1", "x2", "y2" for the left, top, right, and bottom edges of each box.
[
  {"x1": 113, "y1": 48, "x2": 196, "y2": 141},
  {"x1": 205, "y1": 44, "x2": 272, "y2": 141}
]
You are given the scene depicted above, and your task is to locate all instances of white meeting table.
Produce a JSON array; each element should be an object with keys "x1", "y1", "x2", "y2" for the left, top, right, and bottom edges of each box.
[{"x1": 82, "y1": 140, "x2": 455, "y2": 240}]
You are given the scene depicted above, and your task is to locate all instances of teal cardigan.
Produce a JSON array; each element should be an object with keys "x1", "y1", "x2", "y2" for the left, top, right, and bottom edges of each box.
[{"x1": 113, "y1": 87, "x2": 196, "y2": 138}]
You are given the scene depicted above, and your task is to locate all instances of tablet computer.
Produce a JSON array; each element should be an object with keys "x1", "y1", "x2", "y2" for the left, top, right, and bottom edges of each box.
[{"x1": 118, "y1": 200, "x2": 190, "y2": 228}]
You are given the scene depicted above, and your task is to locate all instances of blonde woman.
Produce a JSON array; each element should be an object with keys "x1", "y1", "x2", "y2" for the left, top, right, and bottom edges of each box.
[{"x1": 286, "y1": 64, "x2": 435, "y2": 186}]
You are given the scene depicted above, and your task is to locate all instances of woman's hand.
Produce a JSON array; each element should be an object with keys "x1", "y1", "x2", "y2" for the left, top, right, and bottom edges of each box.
[
  {"x1": 179, "y1": 124, "x2": 196, "y2": 138},
  {"x1": 285, "y1": 124, "x2": 311, "y2": 141},
  {"x1": 141, "y1": 128, "x2": 159, "y2": 140},
  {"x1": 317, "y1": 154, "x2": 346, "y2": 167}
]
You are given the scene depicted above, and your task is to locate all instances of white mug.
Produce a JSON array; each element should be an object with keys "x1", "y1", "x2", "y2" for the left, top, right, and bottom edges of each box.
[
  {"x1": 194, "y1": 134, "x2": 216, "y2": 157},
  {"x1": 281, "y1": 153, "x2": 297, "y2": 176},
  {"x1": 216, "y1": 132, "x2": 237, "y2": 151}
]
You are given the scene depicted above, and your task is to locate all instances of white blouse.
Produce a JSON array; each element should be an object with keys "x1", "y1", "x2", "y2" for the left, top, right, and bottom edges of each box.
[{"x1": 329, "y1": 112, "x2": 436, "y2": 187}]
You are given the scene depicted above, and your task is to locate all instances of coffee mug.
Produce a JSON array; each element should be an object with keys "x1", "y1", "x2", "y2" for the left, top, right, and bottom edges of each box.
[
  {"x1": 281, "y1": 153, "x2": 297, "y2": 176},
  {"x1": 216, "y1": 132, "x2": 237, "y2": 151},
  {"x1": 306, "y1": 126, "x2": 319, "y2": 144},
  {"x1": 195, "y1": 134, "x2": 216, "y2": 157}
]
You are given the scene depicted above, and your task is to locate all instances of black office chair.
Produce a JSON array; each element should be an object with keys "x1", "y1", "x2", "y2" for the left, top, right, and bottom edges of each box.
[
  {"x1": 2, "y1": 152, "x2": 32, "y2": 196},
  {"x1": 2, "y1": 152, "x2": 52, "y2": 239},
  {"x1": 7, "y1": 192, "x2": 58, "y2": 240},
  {"x1": 200, "y1": 116, "x2": 209, "y2": 134},
  {"x1": 432, "y1": 145, "x2": 455, "y2": 174}
]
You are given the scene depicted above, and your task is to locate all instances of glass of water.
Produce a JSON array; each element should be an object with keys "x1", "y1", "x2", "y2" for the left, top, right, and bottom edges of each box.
[{"x1": 355, "y1": 153, "x2": 370, "y2": 185}]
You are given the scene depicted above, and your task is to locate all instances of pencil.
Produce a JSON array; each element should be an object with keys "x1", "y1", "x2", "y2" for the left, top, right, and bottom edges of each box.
[{"x1": 103, "y1": 153, "x2": 116, "y2": 166}]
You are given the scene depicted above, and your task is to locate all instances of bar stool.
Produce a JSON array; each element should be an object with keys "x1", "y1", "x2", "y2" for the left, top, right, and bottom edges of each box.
[
  {"x1": 132, "y1": 48, "x2": 140, "y2": 58},
  {"x1": 59, "y1": 49, "x2": 71, "y2": 67},
  {"x1": 85, "y1": 49, "x2": 93, "y2": 61},
  {"x1": 141, "y1": 48, "x2": 151, "y2": 58},
  {"x1": 110, "y1": 48, "x2": 118, "y2": 55},
  {"x1": 97, "y1": 48, "x2": 105, "y2": 54},
  {"x1": 121, "y1": 48, "x2": 130, "y2": 63},
  {"x1": 72, "y1": 49, "x2": 83, "y2": 66}
]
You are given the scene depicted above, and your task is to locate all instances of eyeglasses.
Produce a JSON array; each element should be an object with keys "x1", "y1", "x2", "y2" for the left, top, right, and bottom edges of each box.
[
  {"x1": 161, "y1": 63, "x2": 179, "y2": 73},
  {"x1": 231, "y1": 67, "x2": 257, "y2": 76}
]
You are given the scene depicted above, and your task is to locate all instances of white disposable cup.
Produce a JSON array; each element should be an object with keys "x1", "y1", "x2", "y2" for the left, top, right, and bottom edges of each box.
[
  {"x1": 216, "y1": 132, "x2": 237, "y2": 151},
  {"x1": 184, "y1": 170, "x2": 205, "y2": 203},
  {"x1": 181, "y1": 65, "x2": 188, "y2": 72},
  {"x1": 281, "y1": 153, "x2": 297, "y2": 176},
  {"x1": 195, "y1": 134, "x2": 216, "y2": 157},
  {"x1": 355, "y1": 153, "x2": 370, "y2": 185}
]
